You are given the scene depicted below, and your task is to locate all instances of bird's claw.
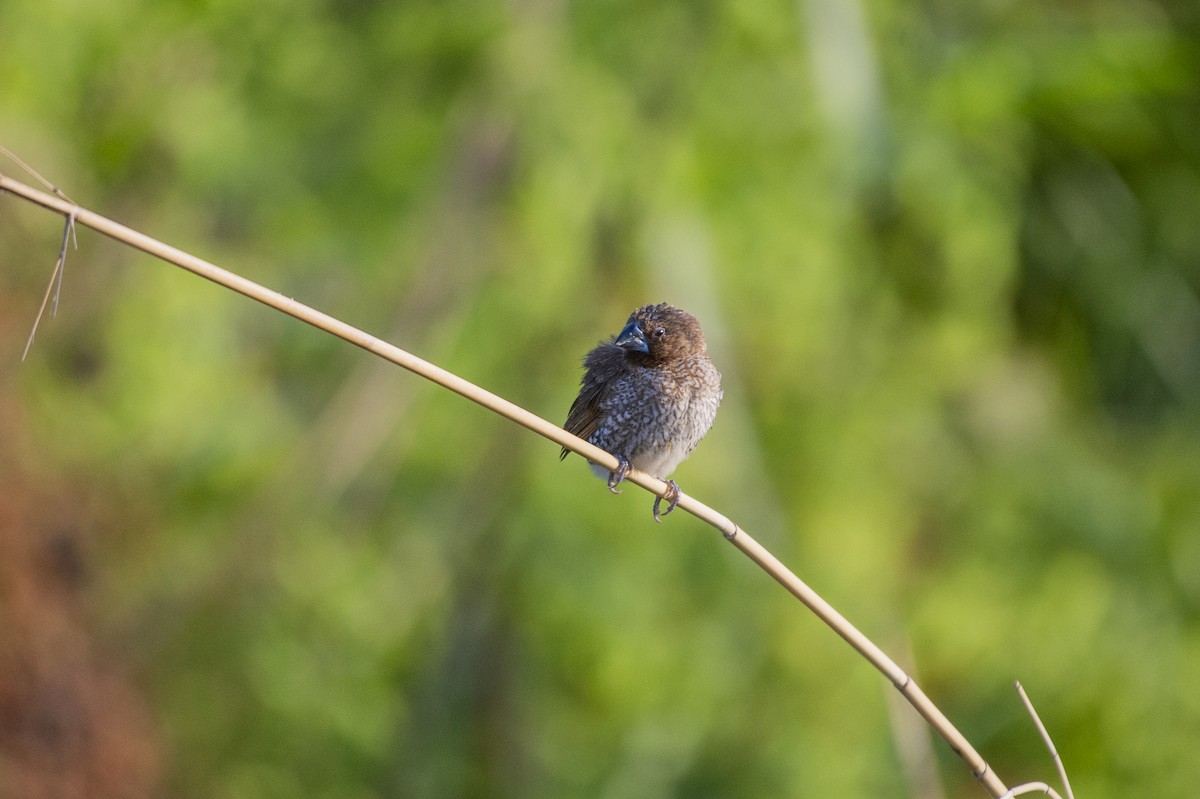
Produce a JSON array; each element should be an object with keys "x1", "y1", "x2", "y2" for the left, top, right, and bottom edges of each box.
[
  {"x1": 607, "y1": 456, "x2": 631, "y2": 494},
  {"x1": 604, "y1": 458, "x2": 680, "y2": 522},
  {"x1": 653, "y1": 480, "x2": 681, "y2": 523}
]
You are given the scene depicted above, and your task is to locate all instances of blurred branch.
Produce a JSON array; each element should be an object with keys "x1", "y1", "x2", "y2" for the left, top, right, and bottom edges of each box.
[
  {"x1": 1, "y1": 171, "x2": 1017, "y2": 796},
  {"x1": 883, "y1": 635, "x2": 947, "y2": 799}
]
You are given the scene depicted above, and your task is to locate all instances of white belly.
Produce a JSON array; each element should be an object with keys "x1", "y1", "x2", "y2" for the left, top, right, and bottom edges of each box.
[{"x1": 587, "y1": 440, "x2": 689, "y2": 481}]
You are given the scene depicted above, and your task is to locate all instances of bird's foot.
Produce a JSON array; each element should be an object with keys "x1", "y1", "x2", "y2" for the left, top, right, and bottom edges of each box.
[
  {"x1": 607, "y1": 456, "x2": 631, "y2": 494},
  {"x1": 653, "y1": 480, "x2": 681, "y2": 523}
]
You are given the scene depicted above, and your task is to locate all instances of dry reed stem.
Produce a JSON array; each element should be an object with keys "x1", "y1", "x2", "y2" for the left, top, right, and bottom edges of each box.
[{"x1": 2, "y1": 172, "x2": 1012, "y2": 797}]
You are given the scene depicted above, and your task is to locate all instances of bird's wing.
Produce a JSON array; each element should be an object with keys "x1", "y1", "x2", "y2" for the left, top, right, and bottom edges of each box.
[
  {"x1": 560, "y1": 391, "x2": 603, "y2": 459},
  {"x1": 560, "y1": 343, "x2": 624, "y2": 460}
]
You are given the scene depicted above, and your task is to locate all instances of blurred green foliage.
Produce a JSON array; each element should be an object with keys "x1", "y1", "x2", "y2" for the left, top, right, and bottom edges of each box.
[{"x1": 2, "y1": 0, "x2": 1199, "y2": 797}]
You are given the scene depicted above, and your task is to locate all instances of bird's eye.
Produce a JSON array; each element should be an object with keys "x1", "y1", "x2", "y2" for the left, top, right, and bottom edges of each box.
[{"x1": 653, "y1": 327, "x2": 666, "y2": 338}]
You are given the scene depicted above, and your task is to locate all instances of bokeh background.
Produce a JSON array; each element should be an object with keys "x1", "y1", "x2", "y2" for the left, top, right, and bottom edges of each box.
[{"x1": 2, "y1": 1, "x2": 1199, "y2": 797}]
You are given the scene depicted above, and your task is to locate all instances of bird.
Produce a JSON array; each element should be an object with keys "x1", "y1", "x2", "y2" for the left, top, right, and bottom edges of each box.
[{"x1": 561, "y1": 303, "x2": 722, "y2": 522}]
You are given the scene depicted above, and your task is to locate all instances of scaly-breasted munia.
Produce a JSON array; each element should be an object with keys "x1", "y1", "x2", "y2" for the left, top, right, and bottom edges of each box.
[{"x1": 561, "y1": 303, "x2": 723, "y2": 521}]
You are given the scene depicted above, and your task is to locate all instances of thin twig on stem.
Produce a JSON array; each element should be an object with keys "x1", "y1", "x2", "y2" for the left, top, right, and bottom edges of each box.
[
  {"x1": 4, "y1": 147, "x2": 79, "y2": 361},
  {"x1": 21, "y1": 212, "x2": 77, "y2": 362},
  {"x1": 999, "y1": 781, "x2": 1063, "y2": 799},
  {"x1": 1016, "y1": 682, "x2": 1075, "y2": 799},
  {"x1": 0, "y1": 144, "x2": 76, "y2": 203}
]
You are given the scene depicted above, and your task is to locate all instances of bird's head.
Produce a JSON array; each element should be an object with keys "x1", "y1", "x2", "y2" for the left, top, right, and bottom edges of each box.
[{"x1": 614, "y1": 303, "x2": 707, "y2": 366}]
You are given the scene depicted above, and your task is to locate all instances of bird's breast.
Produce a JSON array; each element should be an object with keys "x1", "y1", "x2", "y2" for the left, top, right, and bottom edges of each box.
[{"x1": 629, "y1": 440, "x2": 692, "y2": 480}]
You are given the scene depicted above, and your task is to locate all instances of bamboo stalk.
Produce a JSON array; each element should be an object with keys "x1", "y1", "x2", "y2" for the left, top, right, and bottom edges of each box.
[{"x1": 2, "y1": 172, "x2": 1010, "y2": 797}]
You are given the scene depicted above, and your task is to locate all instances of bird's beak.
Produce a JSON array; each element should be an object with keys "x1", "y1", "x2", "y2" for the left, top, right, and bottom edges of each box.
[{"x1": 614, "y1": 321, "x2": 649, "y2": 354}]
